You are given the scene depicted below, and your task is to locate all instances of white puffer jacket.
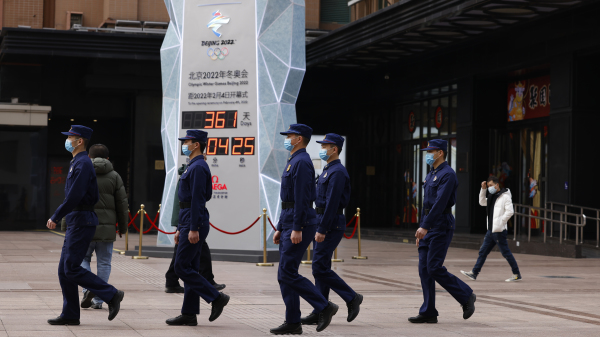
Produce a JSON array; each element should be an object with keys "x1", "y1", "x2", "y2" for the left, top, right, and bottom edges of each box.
[{"x1": 479, "y1": 188, "x2": 514, "y2": 233}]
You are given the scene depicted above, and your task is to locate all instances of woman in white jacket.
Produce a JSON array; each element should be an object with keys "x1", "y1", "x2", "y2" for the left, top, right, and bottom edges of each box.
[{"x1": 460, "y1": 176, "x2": 522, "y2": 282}]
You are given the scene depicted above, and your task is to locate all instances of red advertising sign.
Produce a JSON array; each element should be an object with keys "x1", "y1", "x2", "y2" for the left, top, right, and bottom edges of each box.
[
  {"x1": 408, "y1": 111, "x2": 416, "y2": 133},
  {"x1": 507, "y1": 75, "x2": 550, "y2": 122},
  {"x1": 435, "y1": 106, "x2": 443, "y2": 129}
]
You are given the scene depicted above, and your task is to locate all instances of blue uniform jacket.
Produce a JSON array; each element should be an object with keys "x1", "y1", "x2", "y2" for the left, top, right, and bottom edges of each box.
[
  {"x1": 315, "y1": 159, "x2": 350, "y2": 234},
  {"x1": 420, "y1": 161, "x2": 457, "y2": 230},
  {"x1": 277, "y1": 148, "x2": 317, "y2": 231},
  {"x1": 51, "y1": 151, "x2": 99, "y2": 226},
  {"x1": 178, "y1": 155, "x2": 212, "y2": 231}
]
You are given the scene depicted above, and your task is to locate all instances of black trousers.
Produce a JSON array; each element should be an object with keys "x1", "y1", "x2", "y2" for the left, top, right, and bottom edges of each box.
[{"x1": 165, "y1": 241, "x2": 215, "y2": 287}]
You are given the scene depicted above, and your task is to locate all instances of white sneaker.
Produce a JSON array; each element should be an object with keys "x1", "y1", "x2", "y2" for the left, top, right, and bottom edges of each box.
[
  {"x1": 505, "y1": 274, "x2": 522, "y2": 282},
  {"x1": 460, "y1": 270, "x2": 477, "y2": 281}
]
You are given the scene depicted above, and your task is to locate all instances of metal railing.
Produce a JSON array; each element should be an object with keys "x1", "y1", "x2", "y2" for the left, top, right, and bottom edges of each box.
[
  {"x1": 513, "y1": 203, "x2": 586, "y2": 245},
  {"x1": 547, "y1": 202, "x2": 600, "y2": 248}
]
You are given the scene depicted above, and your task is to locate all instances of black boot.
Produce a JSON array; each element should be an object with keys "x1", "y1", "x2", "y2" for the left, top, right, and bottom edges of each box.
[
  {"x1": 165, "y1": 285, "x2": 185, "y2": 293},
  {"x1": 107, "y1": 290, "x2": 124, "y2": 321},
  {"x1": 300, "y1": 312, "x2": 318, "y2": 325},
  {"x1": 47, "y1": 316, "x2": 80, "y2": 325},
  {"x1": 81, "y1": 290, "x2": 95, "y2": 308},
  {"x1": 408, "y1": 314, "x2": 438, "y2": 323},
  {"x1": 462, "y1": 293, "x2": 476, "y2": 319},
  {"x1": 317, "y1": 301, "x2": 339, "y2": 332},
  {"x1": 347, "y1": 293, "x2": 363, "y2": 322},
  {"x1": 270, "y1": 321, "x2": 302, "y2": 335},
  {"x1": 166, "y1": 314, "x2": 198, "y2": 326},
  {"x1": 209, "y1": 292, "x2": 230, "y2": 322},
  {"x1": 212, "y1": 283, "x2": 226, "y2": 291}
]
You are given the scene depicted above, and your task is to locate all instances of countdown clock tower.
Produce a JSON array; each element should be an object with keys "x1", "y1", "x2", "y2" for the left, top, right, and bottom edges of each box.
[{"x1": 157, "y1": 0, "x2": 306, "y2": 262}]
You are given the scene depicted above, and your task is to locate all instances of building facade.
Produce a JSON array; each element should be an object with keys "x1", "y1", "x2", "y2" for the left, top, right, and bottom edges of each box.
[{"x1": 1, "y1": 0, "x2": 599, "y2": 243}]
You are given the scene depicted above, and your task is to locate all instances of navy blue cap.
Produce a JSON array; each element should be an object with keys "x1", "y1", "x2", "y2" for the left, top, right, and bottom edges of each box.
[
  {"x1": 61, "y1": 125, "x2": 93, "y2": 140},
  {"x1": 280, "y1": 123, "x2": 313, "y2": 140},
  {"x1": 316, "y1": 133, "x2": 344, "y2": 151},
  {"x1": 421, "y1": 139, "x2": 447, "y2": 151},
  {"x1": 178, "y1": 130, "x2": 208, "y2": 143}
]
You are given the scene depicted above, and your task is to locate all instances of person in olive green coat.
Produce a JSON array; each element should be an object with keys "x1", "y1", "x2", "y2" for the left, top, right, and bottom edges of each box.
[{"x1": 62, "y1": 144, "x2": 129, "y2": 309}]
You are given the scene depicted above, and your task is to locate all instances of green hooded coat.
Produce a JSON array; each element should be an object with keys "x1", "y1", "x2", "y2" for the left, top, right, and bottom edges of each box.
[{"x1": 61, "y1": 158, "x2": 129, "y2": 241}]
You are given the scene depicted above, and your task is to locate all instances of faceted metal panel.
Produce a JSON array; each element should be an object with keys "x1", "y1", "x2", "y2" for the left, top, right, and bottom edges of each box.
[{"x1": 158, "y1": 0, "x2": 305, "y2": 248}]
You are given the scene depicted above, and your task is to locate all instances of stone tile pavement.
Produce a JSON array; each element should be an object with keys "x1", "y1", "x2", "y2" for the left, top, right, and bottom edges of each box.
[{"x1": 1, "y1": 230, "x2": 599, "y2": 336}]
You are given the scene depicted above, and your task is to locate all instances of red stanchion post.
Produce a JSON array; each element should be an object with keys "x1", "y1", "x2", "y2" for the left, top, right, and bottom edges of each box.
[
  {"x1": 257, "y1": 208, "x2": 274, "y2": 267},
  {"x1": 352, "y1": 208, "x2": 367, "y2": 260},
  {"x1": 120, "y1": 209, "x2": 132, "y2": 255},
  {"x1": 133, "y1": 204, "x2": 149, "y2": 260}
]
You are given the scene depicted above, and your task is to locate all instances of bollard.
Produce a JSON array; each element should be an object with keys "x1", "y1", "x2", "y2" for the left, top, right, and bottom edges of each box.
[
  {"x1": 352, "y1": 208, "x2": 368, "y2": 260},
  {"x1": 257, "y1": 209, "x2": 274, "y2": 267},
  {"x1": 120, "y1": 209, "x2": 131, "y2": 255},
  {"x1": 301, "y1": 242, "x2": 312, "y2": 264},
  {"x1": 332, "y1": 247, "x2": 344, "y2": 262},
  {"x1": 133, "y1": 204, "x2": 149, "y2": 259}
]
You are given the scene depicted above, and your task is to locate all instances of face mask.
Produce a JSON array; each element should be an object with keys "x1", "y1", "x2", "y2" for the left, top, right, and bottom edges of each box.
[
  {"x1": 488, "y1": 186, "x2": 498, "y2": 194},
  {"x1": 182, "y1": 144, "x2": 192, "y2": 156},
  {"x1": 319, "y1": 148, "x2": 331, "y2": 161},
  {"x1": 425, "y1": 152, "x2": 440, "y2": 166},
  {"x1": 284, "y1": 137, "x2": 298, "y2": 152},
  {"x1": 65, "y1": 139, "x2": 77, "y2": 153}
]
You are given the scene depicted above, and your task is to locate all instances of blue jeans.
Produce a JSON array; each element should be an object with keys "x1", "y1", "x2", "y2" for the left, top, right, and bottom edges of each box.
[
  {"x1": 472, "y1": 230, "x2": 520, "y2": 276},
  {"x1": 81, "y1": 241, "x2": 114, "y2": 305}
]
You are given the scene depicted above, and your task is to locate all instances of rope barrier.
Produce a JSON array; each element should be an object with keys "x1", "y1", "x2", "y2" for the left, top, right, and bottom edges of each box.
[
  {"x1": 267, "y1": 216, "x2": 277, "y2": 231},
  {"x1": 209, "y1": 216, "x2": 262, "y2": 235},
  {"x1": 343, "y1": 215, "x2": 358, "y2": 239}
]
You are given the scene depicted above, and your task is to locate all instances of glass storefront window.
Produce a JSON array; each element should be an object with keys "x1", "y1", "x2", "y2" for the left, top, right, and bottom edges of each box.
[
  {"x1": 451, "y1": 95, "x2": 457, "y2": 134},
  {"x1": 439, "y1": 96, "x2": 449, "y2": 136},
  {"x1": 429, "y1": 98, "x2": 439, "y2": 137},
  {"x1": 421, "y1": 100, "x2": 429, "y2": 138}
]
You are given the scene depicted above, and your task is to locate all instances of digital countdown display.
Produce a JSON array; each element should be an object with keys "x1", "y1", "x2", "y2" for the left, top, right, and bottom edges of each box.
[
  {"x1": 182, "y1": 110, "x2": 238, "y2": 129},
  {"x1": 185, "y1": 137, "x2": 255, "y2": 156}
]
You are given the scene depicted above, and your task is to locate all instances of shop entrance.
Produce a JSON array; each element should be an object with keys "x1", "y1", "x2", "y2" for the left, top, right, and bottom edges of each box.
[{"x1": 489, "y1": 123, "x2": 548, "y2": 236}]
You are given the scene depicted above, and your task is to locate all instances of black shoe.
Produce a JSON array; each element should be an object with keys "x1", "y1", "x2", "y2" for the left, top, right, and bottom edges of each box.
[
  {"x1": 270, "y1": 321, "x2": 302, "y2": 335},
  {"x1": 213, "y1": 283, "x2": 226, "y2": 291},
  {"x1": 408, "y1": 314, "x2": 438, "y2": 323},
  {"x1": 347, "y1": 293, "x2": 363, "y2": 322},
  {"x1": 317, "y1": 301, "x2": 339, "y2": 332},
  {"x1": 81, "y1": 290, "x2": 95, "y2": 308},
  {"x1": 462, "y1": 293, "x2": 476, "y2": 320},
  {"x1": 165, "y1": 285, "x2": 185, "y2": 293},
  {"x1": 300, "y1": 312, "x2": 318, "y2": 325},
  {"x1": 107, "y1": 290, "x2": 124, "y2": 321},
  {"x1": 48, "y1": 316, "x2": 80, "y2": 325},
  {"x1": 209, "y1": 292, "x2": 230, "y2": 322},
  {"x1": 166, "y1": 314, "x2": 198, "y2": 326}
]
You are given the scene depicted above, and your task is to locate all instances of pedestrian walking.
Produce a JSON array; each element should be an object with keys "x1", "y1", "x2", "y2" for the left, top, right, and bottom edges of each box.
[
  {"x1": 165, "y1": 130, "x2": 229, "y2": 326},
  {"x1": 410, "y1": 139, "x2": 475, "y2": 324},
  {"x1": 270, "y1": 124, "x2": 338, "y2": 335},
  {"x1": 47, "y1": 125, "x2": 124, "y2": 325},
  {"x1": 461, "y1": 176, "x2": 522, "y2": 282},
  {"x1": 165, "y1": 163, "x2": 225, "y2": 293},
  {"x1": 61, "y1": 144, "x2": 129, "y2": 310},
  {"x1": 301, "y1": 133, "x2": 362, "y2": 326}
]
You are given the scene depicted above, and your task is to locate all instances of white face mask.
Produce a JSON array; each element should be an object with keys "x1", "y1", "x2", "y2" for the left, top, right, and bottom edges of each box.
[{"x1": 488, "y1": 186, "x2": 498, "y2": 194}]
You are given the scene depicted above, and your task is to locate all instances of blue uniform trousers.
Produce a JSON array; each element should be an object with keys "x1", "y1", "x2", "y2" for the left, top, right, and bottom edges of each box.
[
  {"x1": 59, "y1": 225, "x2": 117, "y2": 319},
  {"x1": 418, "y1": 227, "x2": 472, "y2": 317},
  {"x1": 175, "y1": 225, "x2": 220, "y2": 315},
  {"x1": 312, "y1": 229, "x2": 355, "y2": 310},
  {"x1": 278, "y1": 226, "x2": 328, "y2": 323}
]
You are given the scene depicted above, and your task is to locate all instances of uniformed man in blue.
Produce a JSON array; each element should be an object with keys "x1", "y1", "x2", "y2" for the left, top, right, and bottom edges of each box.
[
  {"x1": 300, "y1": 133, "x2": 363, "y2": 326},
  {"x1": 46, "y1": 125, "x2": 124, "y2": 325},
  {"x1": 410, "y1": 139, "x2": 476, "y2": 324},
  {"x1": 166, "y1": 130, "x2": 229, "y2": 326},
  {"x1": 271, "y1": 124, "x2": 339, "y2": 335}
]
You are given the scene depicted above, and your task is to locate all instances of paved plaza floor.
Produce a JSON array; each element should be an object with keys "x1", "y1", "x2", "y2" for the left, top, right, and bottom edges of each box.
[{"x1": 1, "y1": 230, "x2": 599, "y2": 336}]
